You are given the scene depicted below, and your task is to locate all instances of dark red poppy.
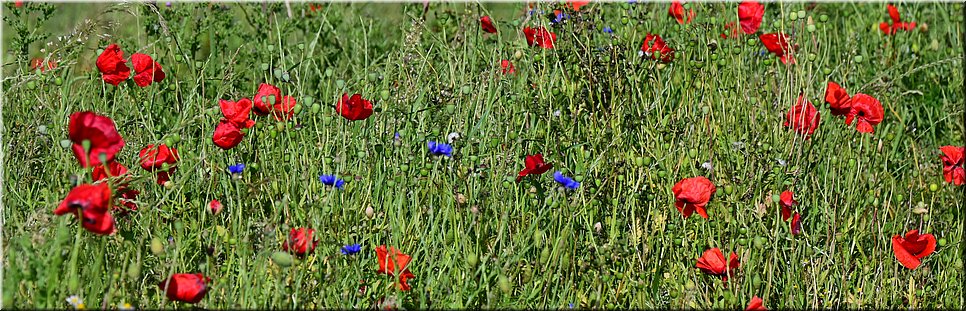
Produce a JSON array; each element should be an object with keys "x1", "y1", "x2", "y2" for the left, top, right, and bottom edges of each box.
[
  {"x1": 131, "y1": 53, "x2": 165, "y2": 87},
  {"x1": 523, "y1": 26, "x2": 556, "y2": 49},
  {"x1": 139, "y1": 144, "x2": 179, "y2": 185},
  {"x1": 759, "y1": 33, "x2": 795, "y2": 64},
  {"x1": 253, "y1": 83, "x2": 281, "y2": 116},
  {"x1": 516, "y1": 154, "x2": 553, "y2": 182},
  {"x1": 668, "y1": 1, "x2": 695, "y2": 24},
  {"x1": 336, "y1": 93, "x2": 374, "y2": 121},
  {"x1": 53, "y1": 183, "x2": 115, "y2": 235},
  {"x1": 777, "y1": 190, "x2": 797, "y2": 221},
  {"x1": 824, "y1": 81, "x2": 852, "y2": 116},
  {"x1": 880, "y1": 4, "x2": 917, "y2": 35},
  {"x1": 31, "y1": 58, "x2": 57, "y2": 73},
  {"x1": 738, "y1": 1, "x2": 764, "y2": 34},
  {"x1": 272, "y1": 96, "x2": 297, "y2": 121},
  {"x1": 219, "y1": 98, "x2": 256, "y2": 128},
  {"x1": 790, "y1": 212, "x2": 802, "y2": 235},
  {"x1": 891, "y1": 229, "x2": 936, "y2": 270},
  {"x1": 91, "y1": 161, "x2": 138, "y2": 214},
  {"x1": 783, "y1": 94, "x2": 821, "y2": 139},
  {"x1": 96, "y1": 44, "x2": 130, "y2": 86},
  {"x1": 501, "y1": 59, "x2": 516, "y2": 75},
  {"x1": 696, "y1": 248, "x2": 739, "y2": 281},
  {"x1": 68, "y1": 111, "x2": 125, "y2": 168},
  {"x1": 375, "y1": 245, "x2": 416, "y2": 291},
  {"x1": 480, "y1": 16, "x2": 497, "y2": 33},
  {"x1": 567, "y1": 0, "x2": 590, "y2": 11},
  {"x1": 283, "y1": 228, "x2": 318, "y2": 256},
  {"x1": 641, "y1": 33, "x2": 675, "y2": 63},
  {"x1": 844, "y1": 94, "x2": 883, "y2": 134},
  {"x1": 212, "y1": 120, "x2": 244, "y2": 150},
  {"x1": 940, "y1": 146, "x2": 965, "y2": 186},
  {"x1": 158, "y1": 273, "x2": 211, "y2": 304},
  {"x1": 745, "y1": 296, "x2": 766, "y2": 311},
  {"x1": 672, "y1": 176, "x2": 716, "y2": 219}
]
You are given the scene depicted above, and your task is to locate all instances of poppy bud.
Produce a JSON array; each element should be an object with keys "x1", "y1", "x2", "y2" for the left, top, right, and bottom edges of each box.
[
  {"x1": 81, "y1": 139, "x2": 92, "y2": 153},
  {"x1": 271, "y1": 251, "x2": 294, "y2": 267},
  {"x1": 150, "y1": 237, "x2": 165, "y2": 256}
]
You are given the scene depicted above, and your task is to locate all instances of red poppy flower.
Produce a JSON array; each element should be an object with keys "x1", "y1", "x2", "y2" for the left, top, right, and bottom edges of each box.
[
  {"x1": 501, "y1": 59, "x2": 516, "y2": 75},
  {"x1": 738, "y1": 1, "x2": 764, "y2": 34},
  {"x1": 568, "y1": 0, "x2": 590, "y2": 11},
  {"x1": 523, "y1": 26, "x2": 556, "y2": 49},
  {"x1": 31, "y1": 58, "x2": 57, "y2": 73},
  {"x1": 777, "y1": 190, "x2": 796, "y2": 221},
  {"x1": 272, "y1": 95, "x2": 297, "y2": 121},
  {"x1": 891, "y1": 229, "x2": 936, "y2": 270},
  {"x1": 209, "y1": 199, "x2": 223, "y2": 215},
  {"x1": 68, "y1": 111, "x2": 125, "y2": 168},
  {"x1": 790, "y1": 212, "x2": 802, "y2": 236},
  {"x1": 212, "y1": 120, "x2": 244, "y2": 150},
  {"x1": 375, "y1": 245, "x2": 416, "y2": 291},
  {"x1": 516, "y1": 154, "x2": 553, "y2": 182},
  {"x1": 668, "y1": 1, "x2": 695, "y2": 24},
  {"x1": 53, "y1": 183, "x2": 115, "y2": 235},
  {"x1": 91, "y1": 161, "x2": 138, "y2": 214},
  {"x1": 139, "y1": 144, "x2": 179, "y2": 185},
  {"x1": 158, "y1": 273, "x2": 211, "y2": 304},
  {"x1": 641, "y1": 33, "x2": 675, "y2": 63},
  {"x1": 480, "y1": 16, "x2": 497, "y2": 33},
  {"x1": 844, "y1": 94, "x2": 884, "y2": 134},
  {"x1": 745, "y1": 296, "x2": 766, "y2": 311},
  {"x1": 96, "y1": 44, "x2": 130, "y2": 86},
  {"x1": 672, "y1": 176, "x2": 716, "y2": 219},
  {"x1": 759, "y1": 33, "x2": 795, "y2": 64},
  {"x1": 14, "y1": 1, "x2": 23, "y2": 7},
  {"x1": 283, "y1": 228, "x2": 318, "y2": 256},
  {"x1": 824, "y1": 81, "x2": 852, "y2": 116},
  {"x1": 336, "y1": 93, "x2": 374, "y2": 121},
  {"x1": 253, "y1": 83, "x2": 281, "y2": 116},
  {"x1": 219, "y1": 98, "x2": 256, "y2": 129},
  {"x1": 783, "y1": 94, "x2": 821, "y2": 139},
  {"x1": 880, "y1": 4, "x2": 917, "y2": 35},
  {"x1": 131, "y1": 53, "x2": 165, "y2": 87},
  {"x1": 696, "y1": 248, "x2": 739, "y2": 281},
  {"x1": 939, "y1": 146, "x2": 965, "y2": 186}
]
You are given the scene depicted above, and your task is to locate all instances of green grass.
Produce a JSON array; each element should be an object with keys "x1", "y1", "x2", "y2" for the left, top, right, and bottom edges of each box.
[{"x1": 2, "y1": 1, "x2": 964, "y2": 309}]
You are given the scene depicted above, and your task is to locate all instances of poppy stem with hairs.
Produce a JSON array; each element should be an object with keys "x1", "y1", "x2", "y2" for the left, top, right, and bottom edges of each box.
[{"x1": 65, "y1": 222, "x2": 84, "y2": 292}]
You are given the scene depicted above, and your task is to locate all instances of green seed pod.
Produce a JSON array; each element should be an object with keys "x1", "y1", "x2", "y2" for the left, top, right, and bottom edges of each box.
[
  {"x1": 311, "y1": 103, "x2": 321, "y2": 113},
  {"x1": 150, "y1": 237, "x2": 165, "y2": 256},
  {"x1": 271, "y1": 251, "x2": 294, "y2": 267},
  {"x1": 819, "y1": 14, "x2": 829, "y2": 22},
  {"x1": 466, "y1": 252, "x2": 479, "y2": 268},
  {"x1": 127, "y1": 260, "x2": 141, "y2": 279}
]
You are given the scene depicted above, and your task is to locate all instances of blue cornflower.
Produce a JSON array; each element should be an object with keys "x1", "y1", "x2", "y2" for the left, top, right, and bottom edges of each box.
[
  {"x1": 319, "y1": 174, "x2": 346, "y2": 189},
  {"x1": 554, "y1": 171, "x2": 580, "y2": 190},
  {"x1": 341, "y1": 244, "x2": 361, "y2": 255},
  {"x1": 603, "y1": 26, "x2": 614, "y2": 34},
  {"x1": 552, "y1": 12, "x2": 571, "y2": 24},
  {"x1": 228, "y1": 163, "x2": 245, "y2": 174},
  {"x1": 394, "y1": 132, "x2": 401, "y2": 140},
  {"x1": 427, "y1": 141, "x2": 453, "y2": 157}
]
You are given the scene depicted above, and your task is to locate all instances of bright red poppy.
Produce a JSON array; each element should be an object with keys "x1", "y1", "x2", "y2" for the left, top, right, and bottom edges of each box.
[
  {"x1": 501, "y1": 59, "x2": 516, "y2": 75},
  {"x1": 273, "y1": 95, "x2": 297, "y2": 121},
  {"x1": 759, "y1": 33, "x2": 795, "y2": 64},
  {"x1": 283, "y1": 228, "x2": 318, "y2": 256},
  {"x1": 375, "y1": 245, "x2": 416, "y2": 291},
  {"x1": 778, "y1": 190, "x2": 796, "y2": 221},
  {"x1": 939, "y1": 146, "x2": 965, "y2": 186},
  {"x1": 91, "y1": 161, "x2": 139, "y2": 214},
  {"x1": 783, "y1": 94, "x2": 821, "y2": 139},
  {"x1": 219, "y1": 98, "x2": 256, "y2": 128},
  {"x1": 790, "y1": 212, "x2": 802, "y2": 235},
  {"x1": 891, "y1": 229, "x2": 936, "y2": 270},
  {"x1": 68, "y1": 111, "x2": 125, "y2": 168},
  {"x1": 253, "y1": 83, "x2": 281, "y2": 116},
  {"x1": 131, "y1": 53, "x2": 165, "y2": 87},
  {"x1": 139, "y1": 144, "x2": 179, "y2": 185},
  {"x1": 672, "y1": 176, "x2": 716, "y2": 219},
  {"x1": 844, "y1": 94, "x2": 884, "y2": 134},
  {"x1": 879, "y1": 4, "x2": 917, "y2": 35},
  {"x1": 53, "y1": 183, "x2": 115, "y2": 235},
  {"x1": 96, "y1": 44, "x2": 130, "y2": 86},
  {"x1": 212, "y1": 120, "x2": 244, "y2": 150},
  {"x1": 480, "y1": 16, "x2": 497, "y2": 33},
  {"x1": 745, "y1": 296, "x2": 766, "y2": 311},
  {"x1": 568, "y1": 0, "x2": 590, "y2": 11},
  {"x1": 641, "y1": 33, "x2": 675, "y2": 63},
  {"x1": 738, "y1": 1, "x2": 764, "y2": 34},
  {"x1": 824, "y1": 81, "x2": 852, "y2": 116},
  {"x1": 696, "y1": 248, "x2": 739, "y2": 281},
  {"x1": 31, "y1": 58, "x2": 57, "y2": 73},
  {"x1": 523, "y1": 26, "x2": 556, "y2": 49},
  {"x1": 336, "y1": 93, "x2": 374, "y2": 121},
  {"x1": 209, "y1": 199, "x2": 223, "y2": 215},
  {"x1": 158, "y1": 273, "x2": 211, "y2": 304},
  {"x1": 668, "y1": 1, "x2": 695, "y2": 24},
  {"x1": 516, "y1": 154, "x2": 553, "y2": 182}
]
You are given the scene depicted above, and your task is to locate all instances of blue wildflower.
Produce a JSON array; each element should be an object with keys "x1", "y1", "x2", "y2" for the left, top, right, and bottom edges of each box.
[
  {"x1": 553, "y1": 171, "x2": 580, "y2": 190},
  {"x1": 319, "y1": 174, "x2": 346, "y2": 189},
  {"x1": 341, "y1": 244, "x2": 361, "y2": 255},
  {"x1": 552, "y1": 12, "x2": 571, "y2": 24},
  {"x1": 228, "y1": 163, "x2": 245, "y2": 174},
  {"x1": 427, "y1": 141, "x2": 453, "y2": 157},
  {"x1": 603, "y1": 27, "x2": 613, "y2": 34}
]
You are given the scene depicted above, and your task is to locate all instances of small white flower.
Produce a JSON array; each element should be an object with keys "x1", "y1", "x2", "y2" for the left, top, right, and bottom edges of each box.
[
  {"x1": 66, "y1": 295, "x2": 83, "y2": 308},
  {"x1": 776, "y1": 158, "x2": 787, "y2": 166},
  {"x1": 118, "y1": 302, "x2": 134, "y2": 311},
  {"x1": 701, "y1": 161, "x2": 713, "y2": 171},
  {"x1": 447, "y1": 132, "x2": 461, "y2": 143},
  {"x1": 553, "y1": 110, "x2": 561, "y2": 117}
]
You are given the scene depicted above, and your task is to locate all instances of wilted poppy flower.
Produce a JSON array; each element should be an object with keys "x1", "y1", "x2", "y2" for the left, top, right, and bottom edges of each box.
[
  {"x1": 92, "y1": 160, "x2": 129, "y2": 184},
  {"x1": 208, "y1": 199, "x2": 223, "y2": 215},
  {"x1": 158, "y1": 273, "x2": 210, "y2": 304},
  {"x1": 283, "y1": 228, "x2": 319, "y2": 256},
  {"x1": 672, "y1": 176, "x2": 716, "y2": 219},
  {"x1": 745, "y1": 296, "x2": 766, "y2": 311},
  {"x1": 480, "y1": 16, "x2": 497, "y2": 33},
  {"x1": 824, "y1": 81, "x2": 852, "y2": 116},
  {"x1": 778, "y1": 190, "x2": 796, "y2": 221},
  {"x1": 844, "y1": 94, "x2": 884, "y2": 134},
  {"x1": 341, "y1": 244, "x2": 362, "y2": 255},
  {"x1": 939, "y1": 146, "x2": 965, "y2": 186},
  {"x1": 131, "y1": 53, "x2": 165, "y2": 87},
  {"x1": 427, "y1": 141, "x2": 453, "y2": 157},
  {"x1": 31, "y1": 58, "x2": 57, "y2": 73},
  {"x1": 319, "y1": 174, "x2": 346, "y2": 189},
  {"x1": 554, "y1": 171, "x2": 581, "y2": 190},
  {"x1": 375, "y1": 245, "x2": 416, "y2": 291},
  {"x1": 523, "y1": 26, "x2": 556, "y2": 49},
  {"x1": 759, "y1": 33, "x2": 795, "y2": 64},
  {"x1": 96, "y1": 44, "x2": 130, "y2": 86},
  {"x1": 501, "y1": 60, "x2": 516, "y2": 75},
  {"x1": 783, "y1": 94, "x2": 821, "y2": 139},
  {"x1": 139, "y1": 144, "x2": 179, "y2": 184},
  {"x1": 738, "y1": 1, "x2": 764, "y2": 34},
  {"x1": 668, "y1": 1, "x2": 695, "y2": 24},
  {"x1": 92, "y1": 161, "x2": 138, "y2": 214},
  {"x1": 696, "y1": 248, "x2": 740, "y2": 281},
  {"x1": 273, "y1": 95, "x2": 297, "y2": 121},
  {"x1": 336, "y1": 93, "x2": 374, "y2": 121},
  {"x1": 790, "y1": 212, "x2": 802, "y2": 235},
  {"x1": 891, "y1": 229, "x2": 936, "y2": 270},
  {"x1": 516, "y1": 154, "x2": 553, "y2": 182},
  {"x1": 219, "y1": 98, "x2": 255, "y2": 128},
  {"x1": 880, "y1": 4, "x2": 917, "y2": 35},
  {"x1": 212, "y1": 120, "x2": 244, "y2": 150},
  {"x1": 253, "y1": 83, "x2": 281, "y2": 116},
  {"x1": 641, "y1": 33, "x2": 674, "y2": 63},
  {"x1": 53, "y1": 183, "x2": 115, "y2": 235},
  {"x1": 68, "y1": 111, "x2": 125, "y2": 168}
]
